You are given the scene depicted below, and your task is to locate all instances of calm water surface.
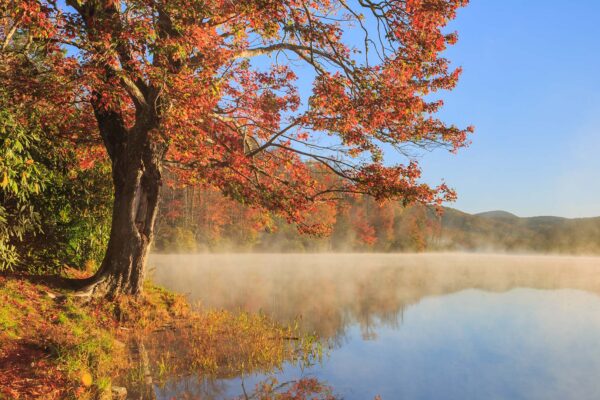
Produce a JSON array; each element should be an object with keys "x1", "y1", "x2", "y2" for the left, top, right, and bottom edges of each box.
[{"x1": 148, "y1": 253, "x2": 600, "y2": 399}]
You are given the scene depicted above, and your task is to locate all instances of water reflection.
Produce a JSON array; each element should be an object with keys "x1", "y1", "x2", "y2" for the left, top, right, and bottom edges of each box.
[
  {"x1": 150, "y1": 253, "x2": 600, "y2": 341},
  {"x1": 148, "y1": 253, "x2": 600, "y2": 399},
  {"x1": 152, "y1": 376, "x2": 337, "y2": 400}
]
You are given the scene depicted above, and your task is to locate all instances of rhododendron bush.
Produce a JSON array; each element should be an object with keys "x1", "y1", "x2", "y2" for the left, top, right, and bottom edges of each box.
[{"x1": 1, "y1": 0, "x2": 471, "y2": 297}]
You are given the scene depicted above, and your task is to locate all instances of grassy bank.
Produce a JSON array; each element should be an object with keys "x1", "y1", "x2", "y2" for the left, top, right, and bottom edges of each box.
[{"x1": 0, "y1": 276, "x2": 321, "y2": 400}]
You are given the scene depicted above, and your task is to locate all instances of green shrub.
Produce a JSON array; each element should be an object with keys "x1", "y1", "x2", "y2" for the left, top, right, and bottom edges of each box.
[
  {"x1": 0, "y1": 96, "x2": 112, "y2": 274},
  {"x1": 0, "y1": 108, "x2": 48, "y2": 271}
]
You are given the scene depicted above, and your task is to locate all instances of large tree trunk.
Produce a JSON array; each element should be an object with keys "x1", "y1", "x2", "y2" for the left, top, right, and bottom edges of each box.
[
  {"x1": 80, "y1": 138, "x2": 163, "y2": 298},
  {"x1": 102, "y1": 160, "x2": 160, "y2": 296},
  {"x1": 75, "y1": 98, "x2": 165, "y2": 297}
]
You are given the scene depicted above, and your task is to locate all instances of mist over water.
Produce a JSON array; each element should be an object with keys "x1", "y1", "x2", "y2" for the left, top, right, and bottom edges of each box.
[{"x1": 148, "y1": 253, "x2": 600, "y2": 399}]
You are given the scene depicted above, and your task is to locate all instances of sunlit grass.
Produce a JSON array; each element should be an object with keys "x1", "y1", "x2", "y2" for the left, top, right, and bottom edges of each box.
[
  {"x1": 119, "y1": 283, "x2": 324, "y2": 392},
  {"x1": 0, "y1": 276, "x2": 323, "y2": 399}
]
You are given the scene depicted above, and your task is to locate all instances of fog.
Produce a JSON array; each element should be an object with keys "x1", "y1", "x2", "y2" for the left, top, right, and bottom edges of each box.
[{"x1": 149, "y1": 253, "x2": 600, "y2": 340}]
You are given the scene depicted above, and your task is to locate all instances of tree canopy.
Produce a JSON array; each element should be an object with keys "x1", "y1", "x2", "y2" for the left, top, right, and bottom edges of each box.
[
  {"x1": 3, "y1": 0, "x2": 470, "y2": 228},
  {"x1": 1, "y1": 0, "x2": 471, "y2": 295}
]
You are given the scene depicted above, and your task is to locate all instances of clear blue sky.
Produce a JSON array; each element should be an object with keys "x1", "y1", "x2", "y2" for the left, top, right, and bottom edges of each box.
[{"x1": 418, "y1": 0, "x2": 600, "y2": 218}]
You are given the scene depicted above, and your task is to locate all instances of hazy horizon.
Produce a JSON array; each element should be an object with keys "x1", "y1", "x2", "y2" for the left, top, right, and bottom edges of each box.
[{"x1": 449, "y1": 208, "x2": 600, "y2": 220}]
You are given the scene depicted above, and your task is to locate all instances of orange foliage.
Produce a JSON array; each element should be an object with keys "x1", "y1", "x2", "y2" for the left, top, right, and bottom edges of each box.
[{"x1": 2, "y1": 0, "x2": 471, "y2": 235}]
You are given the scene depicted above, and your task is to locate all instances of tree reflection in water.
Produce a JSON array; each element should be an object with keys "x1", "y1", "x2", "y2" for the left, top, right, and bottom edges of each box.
[
  {"x1": 151, "y1": 253, "x2": 600, "y2": 342},
  {"x1": 144, "y1": 253, "x2": 600, "y2": 399}
]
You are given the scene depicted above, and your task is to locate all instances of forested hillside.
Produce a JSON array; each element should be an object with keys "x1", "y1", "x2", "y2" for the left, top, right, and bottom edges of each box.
[
  {"x1": 155, "y1": 184, "x2": 600, "y2": 254},
  {"x1": 440, "y1": 209, "x2": 600, "y2": 254}
]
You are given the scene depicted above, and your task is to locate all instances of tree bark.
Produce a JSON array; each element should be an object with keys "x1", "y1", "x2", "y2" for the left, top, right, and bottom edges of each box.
[
  {"x1": 73, "y1": 101, "x2": 165, "y2": 298},
  {"x1": 77, "y1": 138, "x2": 162, "y2": 298}
]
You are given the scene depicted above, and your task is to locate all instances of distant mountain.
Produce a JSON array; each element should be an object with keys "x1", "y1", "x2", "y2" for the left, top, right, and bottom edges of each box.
[
  {"x1": 436, "y1": 208, "x2": 600, "y2": 254},
  {"x1": 475, "y1": 210, "x2": 519, "y2": 219}
]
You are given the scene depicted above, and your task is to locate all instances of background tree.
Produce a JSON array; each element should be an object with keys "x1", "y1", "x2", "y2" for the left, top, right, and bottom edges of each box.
[{"x1": 1, "y1": 0, "x2": 471, "y2": 297}]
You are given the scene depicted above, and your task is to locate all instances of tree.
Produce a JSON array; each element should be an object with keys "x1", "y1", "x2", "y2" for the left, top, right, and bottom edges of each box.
[{"x1": 1, "y1": 0, "x2": 472, "y2": 297}]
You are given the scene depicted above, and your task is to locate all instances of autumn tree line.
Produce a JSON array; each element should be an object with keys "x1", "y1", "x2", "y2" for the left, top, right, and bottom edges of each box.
[
  {"x1": 156, "y1": 177, "x2": 600, "y2": 255},
  {"x1": 155, "y1": 172, "x2": 440, "y2": 253}
]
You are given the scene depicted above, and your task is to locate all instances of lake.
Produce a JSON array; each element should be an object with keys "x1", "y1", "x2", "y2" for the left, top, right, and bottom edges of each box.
[{"x1": 148, "y1": 253, "x2": 600, "y2": 399}]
